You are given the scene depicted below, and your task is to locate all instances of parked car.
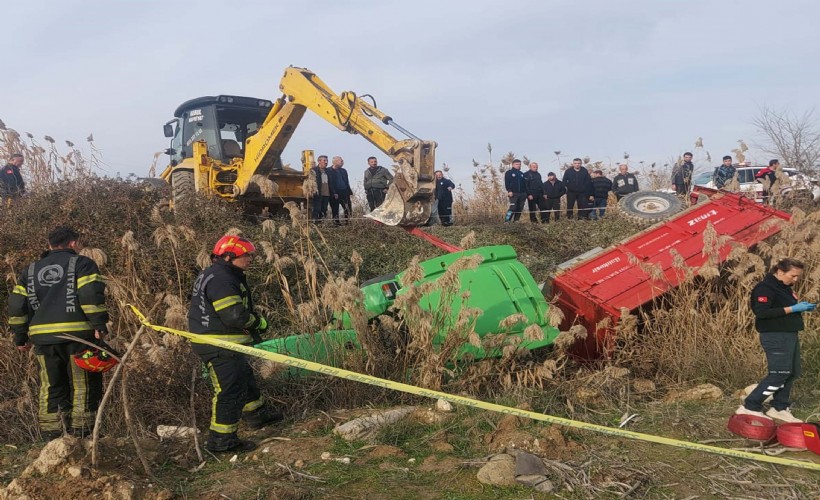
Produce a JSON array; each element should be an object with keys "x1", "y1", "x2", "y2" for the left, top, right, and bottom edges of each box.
[{"x1": 692, "y1": 165, "x2": 820, "y2": 203}]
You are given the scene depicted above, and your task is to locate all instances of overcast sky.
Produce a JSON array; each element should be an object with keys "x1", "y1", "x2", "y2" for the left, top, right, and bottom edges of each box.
[{"x1": 3, "y1": 0, "x2": 819, "y2": 189}]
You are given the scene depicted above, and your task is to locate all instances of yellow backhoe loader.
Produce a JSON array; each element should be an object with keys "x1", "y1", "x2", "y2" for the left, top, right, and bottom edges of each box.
[{"x1": 159, "y1": 67, "x2": 437, "y2": 225}]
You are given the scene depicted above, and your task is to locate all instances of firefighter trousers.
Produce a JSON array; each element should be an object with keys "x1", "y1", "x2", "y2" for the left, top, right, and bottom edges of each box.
[
  {"x1": 34, "y1": 343, "x2": 103, "y2": 433},
  {"x1": 200, "y1": 349, "x2": 263, "y2": 434}
]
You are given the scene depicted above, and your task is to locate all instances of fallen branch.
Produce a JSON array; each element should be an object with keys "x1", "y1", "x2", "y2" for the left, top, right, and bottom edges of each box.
[
  {"x1": 122, "y1": 366, "x2": 152, "y2": 477},
  {"x1": 191, "y1": 364, "x2": 204, "y2": 463},
  {"x1": 275, "y1": 462, "x2": 325, "y2": 482}
]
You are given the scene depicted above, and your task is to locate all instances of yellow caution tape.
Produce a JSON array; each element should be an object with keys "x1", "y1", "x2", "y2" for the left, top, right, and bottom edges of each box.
[{"x1": 130, "y1": 305, "x2": 820, "y2": 472}]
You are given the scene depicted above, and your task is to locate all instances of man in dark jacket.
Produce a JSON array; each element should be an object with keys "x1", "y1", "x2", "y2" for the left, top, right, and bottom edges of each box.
[
  {"x1": 612, "y1": 163, "x2": 639, "y2": 200},
  {"x1": 310, "y1": 155, "x2": 330, "y2": 222},
  {"x1": 363, "y1": 157, "x2": 393, "y2": 211},
  {"x1": 1, "y1": 153, "x2": 26, "y2": 204},
  {"x1": 7, "y1": 226, "x2": 108, "y2": 440},
  {"x1": 542, "y1": 172, "x2": 566, "y2": 223},
  {"x1": 738, "y1": 258, "x2": 815, "y2": 423},
  {"x1": 713, "y1": 155, "x2": 736, "y2": 189},
  {"x1": 434, "y1": 170, "x2": 456, "y2": 226},
  {"x1": 590, "y1": 170, "x2": 612, "y2": 219},
  {"x1": 523, "y1": 162, "x2": 545, "y2": 223},
  {"x1": 189, "y1": 235, "x2": 282, "y2": 452},
  {"x1": 328, "y1": 156, "x2": 353, "y2": 225},
  {"x1": 562, "y1": 158, "x2": 593, "y2": 219},
  {"x1": 504, "y1": 159, "x2": 527, "y2": 222},
  {"x1": 671, "y1": 152, "x2": 694, "y2": 195}
]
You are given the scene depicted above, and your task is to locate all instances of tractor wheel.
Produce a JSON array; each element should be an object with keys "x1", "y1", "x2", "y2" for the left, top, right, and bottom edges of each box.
[
  {"x1": 618, "y1": 191, "x2": 683, "y2": 225},
  {"x1": 171, "y1": 170, "x2": 195, "y2": 209}
]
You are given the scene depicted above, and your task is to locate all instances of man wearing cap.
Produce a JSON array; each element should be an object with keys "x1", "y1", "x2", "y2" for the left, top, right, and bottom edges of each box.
[
  {"x1": 189, "y1": 235, "x2": 282, "y2": 452},
  {"x1": 504, "y1": 159, "x2": 527, "y2": 222},
  {"x1": 542, "y1": 171, "x2": 566, "y2": 223}
]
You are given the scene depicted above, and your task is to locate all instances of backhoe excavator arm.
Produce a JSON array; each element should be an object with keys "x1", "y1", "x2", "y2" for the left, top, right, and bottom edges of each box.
[{"x1": 239, "y1": 66, "x2": 437, "y2": 226}]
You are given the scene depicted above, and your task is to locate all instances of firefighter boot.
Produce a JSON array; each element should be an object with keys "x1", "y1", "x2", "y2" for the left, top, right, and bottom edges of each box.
[
  {"x1": 243, "y1": 405, "x2": 284, "y2": 430},
  {"x1": 205, "y1": 431, "x2": 257, "y2": 453}
]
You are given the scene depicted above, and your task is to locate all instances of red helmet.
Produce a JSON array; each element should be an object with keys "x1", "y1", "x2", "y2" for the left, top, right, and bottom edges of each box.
[
  {"x1": 212, "y1": 235, "x2": 256, "y2": 258},
  {"x1": 74, "y1": 349, "x2": 118, "y2": 373}
]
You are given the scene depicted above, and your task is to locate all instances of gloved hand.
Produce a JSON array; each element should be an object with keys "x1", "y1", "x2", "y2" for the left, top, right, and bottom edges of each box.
[
  {"x1": 791, "y1": 302, "x2": 816, "y2": 313},
  {"x1": 255, "y1": 315, "x2": 269, "y2": 333}
]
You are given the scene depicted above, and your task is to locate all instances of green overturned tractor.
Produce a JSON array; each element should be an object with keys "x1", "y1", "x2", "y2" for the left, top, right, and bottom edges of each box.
[{"x1": 255, "y1": 246, "x2": 560, "y2": 369}]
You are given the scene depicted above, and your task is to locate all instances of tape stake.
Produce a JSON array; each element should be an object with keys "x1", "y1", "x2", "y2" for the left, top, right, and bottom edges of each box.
[{"x1": 129, "y1": 305, "x2": 820, "y2": 472}]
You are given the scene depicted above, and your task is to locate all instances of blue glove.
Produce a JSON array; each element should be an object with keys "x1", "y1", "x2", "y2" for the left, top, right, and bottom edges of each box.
[{"x1": 791, "y1": 302, "x2": 816, "y2": 313}]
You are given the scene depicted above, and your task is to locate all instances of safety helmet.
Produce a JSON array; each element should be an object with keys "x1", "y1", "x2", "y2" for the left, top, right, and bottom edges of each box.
[
  {"x1": 74, "y1": 349, "x2": 118, "y2": 373},
  {"x1": 212, "y1": 235, "x2": 256, "y2": 258}
]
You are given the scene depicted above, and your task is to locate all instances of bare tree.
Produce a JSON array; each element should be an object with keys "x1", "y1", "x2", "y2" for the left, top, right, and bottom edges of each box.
[{"x1": 752, "y1": 105, "x2": 820, "y2": 172}]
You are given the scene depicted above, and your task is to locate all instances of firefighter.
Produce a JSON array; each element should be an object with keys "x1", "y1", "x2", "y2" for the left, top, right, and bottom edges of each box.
[
  {"x1": 7, "y1": 226, "x2": 109, "y2": 440},
  {"x1": 189, "y1": 235, "x2": 282, "y2": 452}
]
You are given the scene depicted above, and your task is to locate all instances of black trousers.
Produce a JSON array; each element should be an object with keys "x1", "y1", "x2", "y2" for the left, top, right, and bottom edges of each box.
[
  {"x1": 505, "y1": 193, "x2": 527, "y2": 222},
  {"x1": 437, "y1": 199, "x2": 453, "y2": 226},
  {"x1": 527, "y1": 197, "x2": 546, "y2": 223},
  {"x1": 543, "y1": 197, "x2": 561, "y2": 222},
  {"x1": 35, "y1": 342, "x2": 103, "y2": 433},
  {"x1": 311, "y1": 195, "x2": 330, "y2": 221},
  {"x1": 744, "y1": 331, "x2": 801, "y2": 411},
  {"x1": 566, "y1": 191, "x2": 590, "y2": 219},
  {"x1": 200, "y1": 349, "x2": 263, "y2": 434},
  {"x1": 330, "y1": 194, "x2": 352, "y2": 223},
  {"x1": 366, "y1": 188, "x2": 386, "y2": 211}
]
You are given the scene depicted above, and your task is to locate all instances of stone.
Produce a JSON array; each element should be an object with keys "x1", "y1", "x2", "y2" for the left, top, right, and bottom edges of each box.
[
  {"x1": 516, "y1": 474, "x2": 549, "y2": 487},
  {"x1": 632, "y1": 378, "x2": 656, "y2": 394},
  {"x1": 435, "y1": 399, "x2": 454, "y2": 412},
  {"x1": 476, "y1": 454, "x2": 516, "y2": 487},
  {"x1": 293, "y1": 459, "x2": 305, "y2": 468},
  {"x1": 664, "y1": 383, "x2": 723, "y2": 402},
  {"x1": 66, "y1": 465, "x2": 84, "y2": 478},
  {"x1": 533, "y1": 479, "x2": 555, "y2": 493},
  {"x1": 22, "y1": 437, "x2": 83, "y2": 477},
  {"x1": 430, "y1": 440, "x2": 454, "y2": 453},
  {"x1": 514, "y1": 451, "x2": 546, "y2": 477},
  {"x1": 156, "y1": 425, "x2": 198, "y2": 439}
]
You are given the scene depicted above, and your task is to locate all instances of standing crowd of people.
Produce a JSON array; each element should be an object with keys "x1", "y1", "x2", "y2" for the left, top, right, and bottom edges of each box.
[{"x1": 504, "y1": 158, "x2": 640, "y2": 222}]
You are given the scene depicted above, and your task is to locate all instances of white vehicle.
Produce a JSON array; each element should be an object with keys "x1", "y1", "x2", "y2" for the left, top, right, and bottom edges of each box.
[{"x1": 692, "y1": 165, "x2": 820, "y2": 203}]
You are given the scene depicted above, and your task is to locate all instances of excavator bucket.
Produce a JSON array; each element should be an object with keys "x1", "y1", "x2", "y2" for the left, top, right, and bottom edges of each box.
[{"x1": 365, "y1": 140, "x2": 437, "y2": 226}]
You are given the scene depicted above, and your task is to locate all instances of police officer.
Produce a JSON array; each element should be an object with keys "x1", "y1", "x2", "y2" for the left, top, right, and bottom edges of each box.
[
  {"x1": 504, "y1": 159, "x2": 527, "y2": 222},
  {"x1": 189, "y1": 235, "x2": 282, "y2": 452},
  {"x1": 7, "y1": 226, "x2": 108, "y2": 440}
]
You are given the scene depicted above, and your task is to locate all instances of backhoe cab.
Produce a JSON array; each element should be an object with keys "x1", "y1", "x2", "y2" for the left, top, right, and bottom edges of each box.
[{"x1": 159, "y1": 67, "x2": 437, "y2": 225}]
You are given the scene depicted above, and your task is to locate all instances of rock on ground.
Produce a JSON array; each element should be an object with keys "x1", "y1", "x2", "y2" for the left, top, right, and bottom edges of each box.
[
  {"x1": 333, "y1": 406, "x2": 417, "y2": 442},
  {"x1": 476, "y1": 454, "x2": 516, "y2": 487},
  {"x1": 664, "y1": 383, "x2": 723, "y2": 402}
]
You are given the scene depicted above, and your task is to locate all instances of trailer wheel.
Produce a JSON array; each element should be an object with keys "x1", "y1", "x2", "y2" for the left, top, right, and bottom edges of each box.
[
  {"x1": 618, "y1": 191, "x2": 683, "y2": 224},
  {"x1": 171, "y1": 170, "x2": 195, "y2": 209}
]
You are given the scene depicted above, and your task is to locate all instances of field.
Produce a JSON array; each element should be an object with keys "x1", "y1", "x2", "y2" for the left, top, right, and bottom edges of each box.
[{"x1": 2, "y1": 135, "x2": 820, "y2": 498}]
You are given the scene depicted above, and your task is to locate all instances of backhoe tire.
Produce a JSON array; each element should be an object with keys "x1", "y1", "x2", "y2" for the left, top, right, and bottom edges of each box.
[
  {"x1": 618, "y1": 191, "x2": 683, "y2": 225},
  {"x1": 171, "y1": 170, "x2": 195, "y2": 210}
]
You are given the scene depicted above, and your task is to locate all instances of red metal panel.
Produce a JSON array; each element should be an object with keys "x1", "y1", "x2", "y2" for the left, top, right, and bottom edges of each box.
[{"x1": 552, "y1": 192, "x2": 790, "y2": 358}]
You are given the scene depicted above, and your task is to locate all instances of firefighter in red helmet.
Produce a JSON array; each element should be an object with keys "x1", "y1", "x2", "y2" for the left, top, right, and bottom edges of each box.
[
  {"x1": 7, "y1": 226, "x2": 109, "y2": 441},
  {"x1": 189, "y1": 234, "x2": 282, "y2": 452}
]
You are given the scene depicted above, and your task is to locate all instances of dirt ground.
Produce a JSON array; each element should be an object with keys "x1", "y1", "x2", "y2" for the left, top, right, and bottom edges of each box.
[{"x1": 3, "y1": 394, "x2": 820, "y2": 500}]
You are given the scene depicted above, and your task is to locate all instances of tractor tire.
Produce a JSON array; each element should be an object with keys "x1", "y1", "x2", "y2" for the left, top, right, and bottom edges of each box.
[
  {"x1": 618, "y1": 191, "x2": 683, "y2": 225},
  {"x1": 171, "y1": 170, "x2": 195, "y2": 209}
]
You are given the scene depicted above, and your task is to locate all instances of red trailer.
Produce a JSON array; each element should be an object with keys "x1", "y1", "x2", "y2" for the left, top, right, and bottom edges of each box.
[{"x1": 551, "y1": 191, "x2": 791, "y2": 357}]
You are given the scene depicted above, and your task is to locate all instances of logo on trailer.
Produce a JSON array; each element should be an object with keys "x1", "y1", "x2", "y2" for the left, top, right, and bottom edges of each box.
[{"x1": 687, "y1": 209, "x2": 718, "y2": 227}]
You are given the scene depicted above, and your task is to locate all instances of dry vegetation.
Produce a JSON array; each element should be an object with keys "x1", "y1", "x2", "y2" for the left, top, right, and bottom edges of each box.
[{"x1": 2, "y1": 123, "x2": 820, "y2": 497}]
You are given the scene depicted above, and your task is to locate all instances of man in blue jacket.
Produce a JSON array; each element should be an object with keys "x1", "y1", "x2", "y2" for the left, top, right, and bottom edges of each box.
[{"x1": 504, "y1": 159, "x2": 527, "y2": 222}]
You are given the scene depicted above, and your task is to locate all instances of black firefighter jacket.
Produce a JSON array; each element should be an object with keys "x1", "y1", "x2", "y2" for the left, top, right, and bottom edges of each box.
[
  {"x1": 8, "y1": 249, "x2": 107, "y2": 346},
  {"x1": 750, "y1": 273, "x2": 804, "y2": 333},
  {"x1": 188, "y1": 260, "x2": 265, "y2": 354}
]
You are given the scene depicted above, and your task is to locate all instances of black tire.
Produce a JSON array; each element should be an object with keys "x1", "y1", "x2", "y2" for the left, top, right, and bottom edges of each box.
[
  {"x1": 171, "y1": 170, "x2": 195, "y2": 209},
  {"x1": 618, "y1": 191, "x2": 683, "y2": 225}
]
